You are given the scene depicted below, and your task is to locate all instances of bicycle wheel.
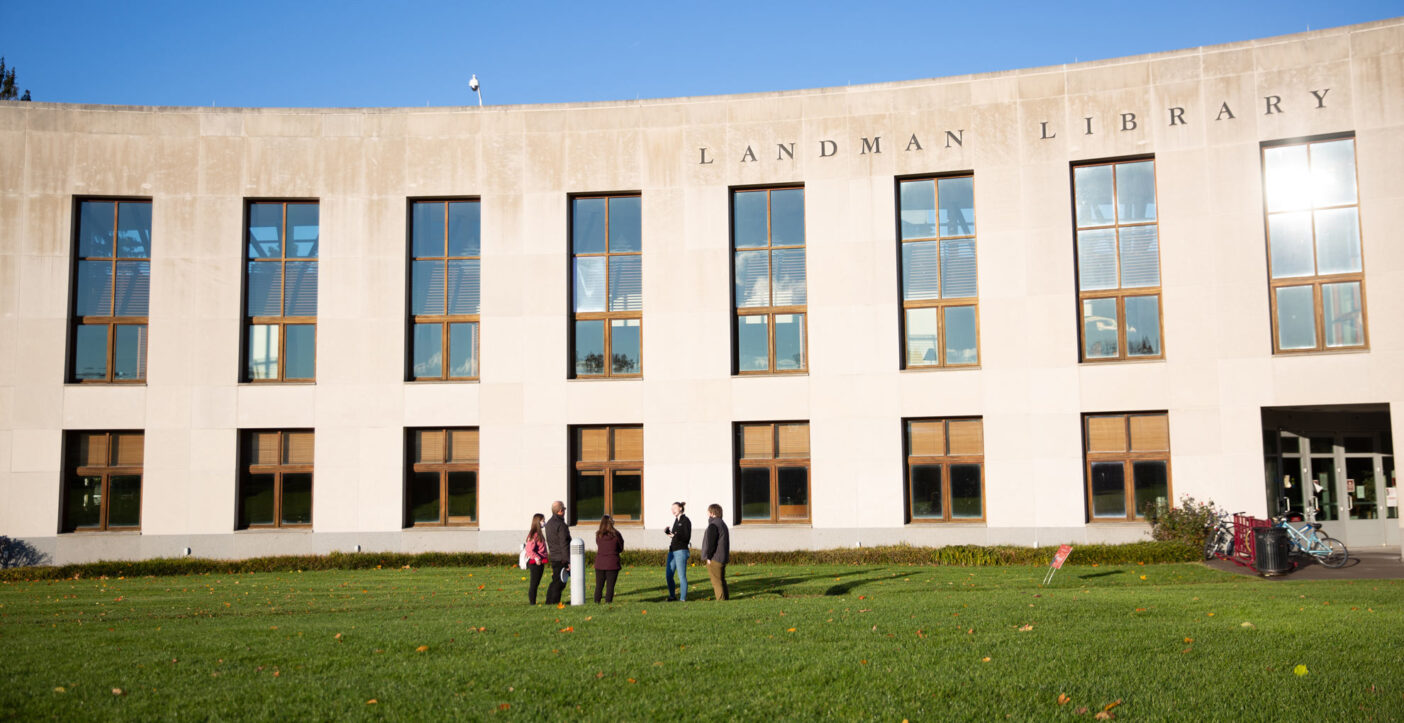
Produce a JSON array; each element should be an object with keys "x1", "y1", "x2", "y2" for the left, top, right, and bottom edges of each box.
[
  {"x1": 1319, "y1": 536, "x2": 1349, "y2": 568},
  {"x1": 1203, "y1": 531, "x2": 1218, "y2": 560}
]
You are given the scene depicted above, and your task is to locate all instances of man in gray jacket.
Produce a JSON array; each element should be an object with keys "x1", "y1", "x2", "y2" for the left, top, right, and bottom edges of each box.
[
  {"x1": 701, "y1": 503, "x2": 730, "y2": 601},
  {"x1": 544, "y1": 500, "x2": 571, "y2": 605}
]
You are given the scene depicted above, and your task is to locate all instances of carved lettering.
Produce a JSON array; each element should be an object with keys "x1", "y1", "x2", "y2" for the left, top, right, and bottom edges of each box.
[
  {"x1": 1310, "y1": 88, "x2": 1330, "y2": 108},
  {"x1": 820, "y1": 139, "x2": 838, "y2": 157},
  {"x1": 906, "y1": 134, "x2": 923, "y2": 151},
  {"x1": 1169, "y1": 107, "x2": 1186, "y2": 126},
  {"x1": 944, "y1": 130, "x2": 963, "y2": 148},
  {"x1": 1121, "y1": 113, "x2": 1137, "y2": 131},
  {"x1": 1040, "y1": 121, "x2": 1056, "y2": 140},
  {"x1": 740, "y1": 145, "x2": 757, "y2": 163},
  {"x1": 777, "y1": 142, "x2": 795, "y2": 161},
  {"x1": 1084, "y1": 117, "x2": 1094, "y2": 135},
  {"x1": 699, "y1": 147, "x2": 713, "y2": 165},
  {"x1": 860, "y1": 136, "x2": 882, "y2": 155},
  {"x1": 1264, "y1": 95, "x2": 1282, "y2": 115},
  {"x1": 1216, "y1": 102, "x2": 1236, "y2": 121}
]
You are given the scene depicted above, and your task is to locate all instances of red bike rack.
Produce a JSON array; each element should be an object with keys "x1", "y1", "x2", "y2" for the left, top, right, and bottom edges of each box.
[{"x1": 1229, "y1": 514, "x2": 1271, "y2": 570}]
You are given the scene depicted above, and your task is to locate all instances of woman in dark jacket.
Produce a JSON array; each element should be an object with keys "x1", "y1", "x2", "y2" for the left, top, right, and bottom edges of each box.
[{"x1": 594, "y1": 515, "x2": 624, "y2": 603}]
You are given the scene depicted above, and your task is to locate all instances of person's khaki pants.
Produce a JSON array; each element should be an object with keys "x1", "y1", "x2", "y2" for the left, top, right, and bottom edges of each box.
[{"x1": 706, "y1": 560, "x2": 728, "y2": 601}]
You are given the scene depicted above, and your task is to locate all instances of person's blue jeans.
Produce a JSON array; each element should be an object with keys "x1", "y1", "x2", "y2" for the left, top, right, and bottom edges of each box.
[{"x1": 665, "y1": 549, "x2": 688, "y2": 601}]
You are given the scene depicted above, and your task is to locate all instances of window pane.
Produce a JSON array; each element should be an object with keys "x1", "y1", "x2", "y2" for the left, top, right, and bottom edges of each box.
[
  {"x1": 905, "y1": 307, "x2": 939, "y2": 367},
  {"x1": 412, "y1": 323, "x2": 443, "y2": 378},
  {"x1": 113, "y1": 261, "x2": 150, "y2": 316},
  {"x1": 770, "y1": 189, "x2": 804, "y2": 246},
  {"x1": 899, "y1": 180, "x2": 936, "y2": 240},
  {"x1": 78, "y1": 201, "x2": 115, "y2": 257},
  {"x1": 1074, "y1": 165, "x2": 1114, "y2": 227},
  {"x1": 737, "y1": 315, "x2": 769, "y2": 372},
  {"x1": 410, "y1": 471, "x2": 440, "y2": 524},
  {"x1": 944, "y1": 306, "x2": 978, "y2": 365},
  {"x1": 411, "y1": 201, "x2": 445, "y2": 258},
  {"x1": 1090, "y1": 462, "x2": 1126, "y2": 518},
  {"x1": 240, "y1": 473, "x2": 276, "y2": 527},
  {"x1": 447, "y1": 201, "x2": 480, "y2": 257},
  {"x1": 902, "y1": 240, "x2": 940, "y2": 301},
  {"x1": 1264, "y1": 145, "x2": 1311, "y2": 212},
  {"x1": 411, "y1": 259, "x2": 445, "y2": 315},
  {"x1": 113, "y1": 325, "x2": 147, "y2": 380},
  {"x1": 74, "y1": 325, "x2": 109, "y2": 380},
  {"x1": 247, "y1": 324, "x2": 279, "y2": 380},
  {"x1": 939, "y1": 238, "x2": 977, "y2": 298},
  {"x1": 449, "y1": 322, "x2": 478, "y2": 377},
  {"x1": 573, "y1": 257, "x2": 606, "y2": 313},
  {"x1": 1268, "y1": 212, "x2": 1315, "y2": 278},
  {"x1": 608, "y1": 197, "x2": 641, "y2": 253},
  {"x1": 573, "y1": 470, "x2": 605, "y2": 521},
  {"x1": 1132, "y1": 461, "x2": 1168, "y2": 518},
  {"x1": 105, "y1": 474, "x2": 142, "y2": 527},
  {"x1": 734, "y1": 250, "x2": 770, "y2": 308},
  {"x1": 115, "y1": 203, "x2": 152, "y2": 258},
  {"x1": 1082, "y1": 298, "x2": 1118, "y2": 359},
  {"x1": 75, "y1": 260, "x2": 113, "y2": 316},
  {"x1": 447, "y1": 471, "x2": 477, "y2": 522},
  {"x1": 777, "y1": 466, "x2": 808, "y2": 519},
  {"x1": 911, "y1": 464, "x2": 942, "y2": 519},
  {"x1": 1275, "y1": 285, "x2": 1316, "y2": 350},
  {"x1": 572, "y1": 197, "x2": 607, "y2": 254},
  {"x1": 286, "y1": 204, "x2": 318, "y2": 258},
  {"x1": 774, "y1": 313, "x2": 805, "y2": 371},
  {"x1": 1076, "y1": 229, "x2": 1117, "y2": 290},
  {"x1": 1322, "y1": 282, "x2": 1364, "y2": 348},
  {"x1": 1124, "y1": 296, "x2": 1160, "y2": 357},
  {"x1": 609, "y1": 255, "x2": 642, "y2": 311},
  {"x1": 771, "y1": 248, "x2": 806, "y2": 306},
  {"x1": 610, "y1": 319, "x2": 640, "y2": 375},
  {"x1": 1115, "y1": 161, "x2": 1156, "y2": 223},
  {"x1": 1310, "y1": 456, "x2": 1339, "y2": 522},
  {"x1": 446, "y1": 259, "x2": 480, "y2": 315},
  {"x1": 740, "y1": 467, "x2": 771, "y2": 520},
  {"x1": 283, "y1": 261, "x2": 317, "y2": 316},
  {"x1": 950, "y1": 464, "x2": 982, "y2": 519},
  {"x1": 575, "y1": 319, "x2": 605, "y2": 375},
  {"x1": 938, "y1": 177, "x2": 975, "y2": 237},
  {"x1": 733, "y1": 191, "x2": 768, "y2": 248},
  {"x1": 1314, "y1": 208, "x2": 1361, "y2": 275},
  {"x1": 281, "y1": 473, "x2": 313, "y2": 525},
  {"x1": 247, "y1": 204, "x2": 283, "y2": 258},
  {"x1": 1118, "y1": 226, "x2": 1159, "y2": 288},
  {"x1": 64, "y1": 475, "x2": 104, "y2": 530},
  {"x1": 1311, "y1": 139, "x2": 1356, "y2": 207},
  {"x1": 611, "y1": 471, "x2": 642, "y2": 521},
  {"x1": 246, "y1": 262, "x2": 282, "y2": 316},
  {"x1": 284, "y1": 324, "x2": 316, "y2": 379}
]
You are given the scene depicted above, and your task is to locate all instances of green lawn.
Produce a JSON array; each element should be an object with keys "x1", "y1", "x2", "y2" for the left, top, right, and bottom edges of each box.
[{"x1": 2, "y1": 562, "x2": 1402, "y2": 720}]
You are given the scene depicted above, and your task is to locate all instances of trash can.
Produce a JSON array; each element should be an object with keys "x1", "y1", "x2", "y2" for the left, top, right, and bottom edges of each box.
[{"x1": 1254, "y1": 527, "x2": 1292, "y2": 576}]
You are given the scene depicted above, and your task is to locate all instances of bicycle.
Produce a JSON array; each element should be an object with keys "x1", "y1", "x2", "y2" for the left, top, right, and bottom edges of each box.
[
  {"x1": 1203, "y1": 511, "x2": 1235, "y2": 560},
  {"x1": 1272, "y1": 515, "x2": 1349, "y2": 568}
]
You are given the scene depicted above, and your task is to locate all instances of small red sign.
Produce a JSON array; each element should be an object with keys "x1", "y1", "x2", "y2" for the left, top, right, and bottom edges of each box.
[{"x1": 1050, "y1": 545, "x2": 1073, "y2": 569}]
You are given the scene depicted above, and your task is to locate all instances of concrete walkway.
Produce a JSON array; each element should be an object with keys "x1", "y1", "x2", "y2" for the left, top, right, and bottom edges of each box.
[{"x1": 1207, "y1": 546, "x2": 1404, "y2": 580}]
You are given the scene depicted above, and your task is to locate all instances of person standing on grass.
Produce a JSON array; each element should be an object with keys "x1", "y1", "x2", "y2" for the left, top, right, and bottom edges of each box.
[
  {"x1": 702, "y1": 503, "x2": 730, "y2": 601},
  {"x1": 594, "y1": 515, "x2": 624, "y2": 603},
  {"x1": 524, "y1": 513, "x2": 549, "y2": 604},
  {"x1": 663, "y1": 501, "x2": 691, "y2": 602},
  {"x1": 544, "y1": 500, "x2": 570, "y2": 605}
]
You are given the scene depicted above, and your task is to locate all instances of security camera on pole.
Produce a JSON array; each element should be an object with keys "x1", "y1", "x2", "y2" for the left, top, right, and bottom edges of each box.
[{"x1": 469, "y1": 74, "x2": 482, "y2": 106}]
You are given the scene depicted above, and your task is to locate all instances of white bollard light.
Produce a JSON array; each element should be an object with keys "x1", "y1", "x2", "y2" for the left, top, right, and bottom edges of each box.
[{"x1": 569, "y1": 537, "x2": 585, "y2": 606}]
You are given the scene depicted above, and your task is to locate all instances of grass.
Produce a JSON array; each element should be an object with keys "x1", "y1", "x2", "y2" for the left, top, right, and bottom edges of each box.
[{"x1": 1, "y1": 562, "x2": 1401, "y2": 720}]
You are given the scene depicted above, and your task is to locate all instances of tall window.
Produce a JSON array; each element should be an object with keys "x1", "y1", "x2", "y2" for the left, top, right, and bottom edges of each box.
[
  {"x1": 1073, "y1": 159, "x2": 1162, "y2": 361},
  {"x1": 407, "y1": 428, "x2": 478, "y2": 526},
  {"x1": 238, "y1": 430, "x2": 313, "y2": 529},
  {"x1": 70, "y1": 200, "x2": 151, "y2": 382},
  {"x1": 735, "y1": 422, "x2": 810, "y2": 522},
  {"x1": 733, "y1": 188, "x2": 806, "y2": 374},
  {"x1": 905, "y1": 418, "x2": 984, "y2": 522},
  {"x1": 1084, "y1": 413, "x2": 1171, "y2": 521},
  {"x1": 410, "y1": 200, "x2": 480, "y2": 380},
  {"x1": 245, "y1": 202, "x2": 318, "y2": 382},
  {"x1": 898, "y1": 176, "x2": 978, "y2": 368},
  {"x1": 569, "y1": 426, "x2": 642, "y2": 524},
  {"x1": 61, "y1": 431, "x2": 142, "y2": 532},
  {"x1": 1262, "y1": 137, "x2": 1367, "y2": 352},
  {"x1": 571, "y1": 195, "x2": 641, "y2": 377}
]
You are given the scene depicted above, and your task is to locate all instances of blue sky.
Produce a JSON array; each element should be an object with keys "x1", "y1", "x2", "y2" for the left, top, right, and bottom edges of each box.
[{"x1": 1, "y1": 1, "x2": 1399, "y2": 108}]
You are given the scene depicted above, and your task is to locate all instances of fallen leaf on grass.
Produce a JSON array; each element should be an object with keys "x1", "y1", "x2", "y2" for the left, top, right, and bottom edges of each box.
[
  {"x1": 1057, "y1": 693, "x2": 1071, "y2": 705},
  {"x1": 557, "y1": 603, "x2": 565, "y2": 609},
  {"x1": 1103, "y1": 699, "x2": 1122, "y2": 712},
  {"x1": 981, "y1": 657, "x2": 991, "y2": 663},
  {"x1": 786, "y1": 627, "x2": 796, "y2": 633},
  {"x1": 416, "y1": 645, "x2": 429, "y2": 653},
  {"x1": 1293, "y1": 665, "x2": 1308, "y2": 676},
  {"x1": 1139, "y1": 575, "x2": 1146, "y2": 581},
  {"x1": 366, "y1": 699, "x2": 377, "y2": 705},
  {"x1": 112, "y1": 688, "x2": 126, "y2": 696},
  {"x1": 1018, "y1": 624, "x2": 1033, "y2": 632},
  {"x1": 1183, "y1": 638, "x2": 1194, "y2": 643},
  {"x1": 53, "y1": 687, "x2": 66, "y2": 694},
  {"x1": 627, "y1": 678, "x2": 636, "y2": 684},
  {"x1": 559, "y1": 627, "x2": 574, "y2": 633},
  {"x1": 334, "y1": 633, "x2": 342, "y2": 640},
  {"x1": 595, "y1": 671, "x2": 605, "y2": 679},
  {"x1": 498, "y1": 703, "x2": 511, "y2": 710},
  {"x1": 1075, "y1": 707, "x2": 1089, "y2": 715},
  {"x1": 1240, "y1": 622, "x2": 1255, "y2": 629}
]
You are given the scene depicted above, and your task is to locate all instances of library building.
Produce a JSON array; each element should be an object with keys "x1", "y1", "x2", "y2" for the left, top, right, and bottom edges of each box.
[{"x1": 1, "y1": 19, "x2": 1400, "y2": 564}]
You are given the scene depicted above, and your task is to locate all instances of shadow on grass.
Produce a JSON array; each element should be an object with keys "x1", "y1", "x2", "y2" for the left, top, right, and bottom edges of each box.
[
  {"x1": 1076, "y1": 570, "x2": 1126, "y2": 579},
  {"x1": 633, "y1": 568, "x2": 895, "y2": 601}
]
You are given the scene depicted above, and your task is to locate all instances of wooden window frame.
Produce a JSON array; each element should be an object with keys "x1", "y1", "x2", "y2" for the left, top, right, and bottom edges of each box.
[
  {"x1": 1083, "y1": 413, "x2": 1172, "y2": 522},
  {"x1": 568, "y1": 193, "x2": 643, "y2": 379},
  {"x1": 904, "y1": 418, "x2": 985, "y2": 523},
  {"x1": 405, "y1": 428, "x2": 479, "y2": 527},
  {"x1": 896, "y1": 174, "x2": 980, "y2": 370},
  {"x1": 1261, "y1": 135, "x2": 1369, "y2": 354},
  {"x1": 1071, "y1": 158, "x2": 1166, "y2": 363},
  {"x1": 408, "y1": 198, "x2": 482, "y2": 381},
  {"x1": 731, "y1": 187, "x2": 808, "y2": 375},
  {"x1": 237, "y1": 429, "x2": 314, "y2": 530},
  {"x1": 568, "y1": 425, "x2": 644, "y2": 525},
  {"x1": 69, "y1": 199, "x2": 151, "y2": 384},
  {"x1": 60, "y1": 431, "x2": 143, "y2": 533},
  {"x1": 734, "y1": 422, "x2": 811, "y2": 524},
  {"x1": 243, "y1": 200, "x2": 318, "y2": 383}
]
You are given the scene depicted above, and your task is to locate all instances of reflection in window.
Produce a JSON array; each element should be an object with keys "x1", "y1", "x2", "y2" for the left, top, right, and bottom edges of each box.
[
  {"x1": 1083, "y1": 413, "x2": 1171, "y2": 521},
  {"x1": 905, "y1": 418, "x2": 984, "y2": 522},
  {"x1": 571, "y1": 195, "x2": 642, "y2": 378},
  {"x1": 733, "y1": 188, "x2": 807, "y2": 374},
  {"x1": 62, "y1": 431, "x2": 143, "y2": 532},
  {"x1": 406, "y1": 428, "x2": 479, "y2": 526},
  {"x1": 245, "y1": 202, "x2": 318, "y2": 381},
  {"x1": 410, "y1": 200, "x2": 480, "y2": 380},
  {"x1": 898, "y1": 176, "x2": 978, "y2": 368},
  {"x1": 238, "y1": 430, "x2": 314, "y2": 529},
  {"x1": 71, "y1": 200, "x2": 151, "y2": 382},
  {"x1": 569, "y1": 426, "x2": 643, "y2": 523},
  {"x1": 1073, "y1": 160, "x2": 1163, "y2": 361},
  {"x1": 735, "y1": 422, "x2": 810, "y2": 522}
]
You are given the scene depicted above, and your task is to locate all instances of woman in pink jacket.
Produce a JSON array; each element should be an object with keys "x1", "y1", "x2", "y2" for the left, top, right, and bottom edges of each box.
[{"x1": 524, "y1": 513, "x2": 549, "y2": 604}]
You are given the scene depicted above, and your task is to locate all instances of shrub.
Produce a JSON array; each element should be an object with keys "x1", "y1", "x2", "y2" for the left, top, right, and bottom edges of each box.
[{"x1": 1144, "y1": 495, "x2": 1225, "y2": 548}]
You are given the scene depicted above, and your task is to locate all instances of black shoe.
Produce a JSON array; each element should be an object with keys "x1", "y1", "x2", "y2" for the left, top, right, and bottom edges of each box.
[{"x1": 666, "y1": 596, "x2": 678, "y2": 602}]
